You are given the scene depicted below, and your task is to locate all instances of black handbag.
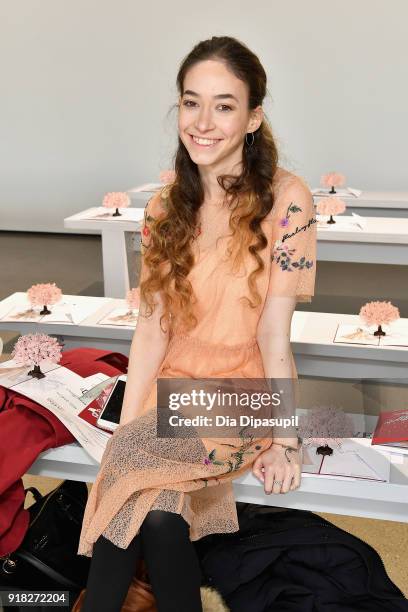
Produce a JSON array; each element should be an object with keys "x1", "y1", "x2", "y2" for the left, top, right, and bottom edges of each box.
[{"x1": 0, "y1": 479, "x2": 91, "y2": 598}]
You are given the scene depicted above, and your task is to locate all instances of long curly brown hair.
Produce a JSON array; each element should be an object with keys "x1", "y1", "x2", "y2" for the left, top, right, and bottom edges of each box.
[{"x1": 141, "y1": 36, "x2": 279, "y2": 335}]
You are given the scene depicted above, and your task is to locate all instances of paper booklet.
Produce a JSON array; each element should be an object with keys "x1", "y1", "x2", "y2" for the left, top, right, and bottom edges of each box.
[
  {"x1": 316, "y1": 213, "x2": 367, "y2": 231},
  {"x1": 371, "y1": 409, "x2": 408, "y2": 451},
  {"x1": 312, "y1": 188, "x2": 362, "y2": 198},
  {"x1": 97, "y1": 307, "x2": 138, "y2": 327},
  {"x1": 0, "y1": 359, "x2": 116, "y2": 463},
  {"x1": 334, "y1": 323, "x2": 408, "y2": 347},
  {"x1": 75, "y1": 207, "x2": 145, "y2": 222},
  {"x1": 0, "y1": 295, "x2": 109, "y2": 325},
  {"x1": 301, "y1": 438, "x2": 391, "y2": 481}
]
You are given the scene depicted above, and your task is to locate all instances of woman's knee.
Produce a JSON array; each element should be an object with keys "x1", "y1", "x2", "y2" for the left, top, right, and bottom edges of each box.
[{"x1": 140, "y1": 510, "x2": 189, "y2": 543}]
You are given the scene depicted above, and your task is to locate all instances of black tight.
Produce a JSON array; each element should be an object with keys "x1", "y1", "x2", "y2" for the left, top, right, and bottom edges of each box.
[
  {"x1": 80, "y1": 528, "x2": 142, "y2": 612},
  {"x1": 81, "y1": 510, "x2": 203, "y2": 612}
]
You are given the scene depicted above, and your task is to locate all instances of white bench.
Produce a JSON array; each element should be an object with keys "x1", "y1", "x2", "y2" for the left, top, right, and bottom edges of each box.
[{"x1": 27, "y1": 437, "x2": 408, "y2": 524}]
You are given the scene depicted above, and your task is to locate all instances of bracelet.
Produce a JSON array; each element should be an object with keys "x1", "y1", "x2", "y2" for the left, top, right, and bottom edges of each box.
[
  {"x1": 271, "y1": 436, "x2": 303, "y2": 463},
  {"x1": 271, "y1": 435, "x2": 302, "y2": 450}
]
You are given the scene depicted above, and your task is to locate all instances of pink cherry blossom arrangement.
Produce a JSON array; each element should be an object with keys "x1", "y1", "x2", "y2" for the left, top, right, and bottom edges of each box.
[
  {"x1": 316, "y1": 197, "x2": 346, "y2": 224},
  {"x1": 27, "y1": 282, "x2": 62, "y2": 315},
  {"x1": 359, "y1": 300, "x2": 400, "y2": 337},
  {"x1": 320, "y1": 172, "x2": 346, "y2": 194},
  {"x1": 11, "y1": 333, "x2": 63, "y2": 379},
  {"x1": 159, "y1": 169, "x2": 176, "y2": 184},
  {"x1": 126, "y1": 287, "x2": 140, "y2": 313},
  {"x1": 102, "y1": 192, "x2": 130, "y2": 217},
  {"x1": 298, "y1": 405, "x2": 355, "y2": 455}
]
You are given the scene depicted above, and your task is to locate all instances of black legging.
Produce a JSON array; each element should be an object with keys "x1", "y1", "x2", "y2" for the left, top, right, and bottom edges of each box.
[{"x1": 81, "y1": 510, "x2": 203, "y2": 612}]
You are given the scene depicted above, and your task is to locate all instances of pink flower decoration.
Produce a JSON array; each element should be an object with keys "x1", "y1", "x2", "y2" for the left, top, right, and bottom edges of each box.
[
  {"x1": 159, "y1": 169, "x2": 176, "y2": 184},
  {"x1": 316, "y1": 197, "x2": 346, "y2": 216},
  {"x1": 359, "y1": 301, "x2": 400, "y2": 327},
  {"x1": 126, "y1": 287, "x2": 140, "y2": 310},
  {"x1": 27, "y1": 283, "x2": 62, "y2": 307},
  {"x1": 102, "y1": 192, "x2": 130, "y2": 209},
  {"x1": 298, "y1": 405, "x2": 355, "y2": 448},
  {"x1": 11, "y1": 333, "x2": 62, "y2": 367},
  {"x1": 320, "y1": 172, "x2": 346, "y2": 188}
]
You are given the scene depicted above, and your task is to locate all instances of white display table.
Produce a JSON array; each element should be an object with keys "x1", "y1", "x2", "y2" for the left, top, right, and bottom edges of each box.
[
  {"x1": 317, "y1": 216, "x2": 408, "y2": 265},
  {"x1": 64, "y1": 207, "x2": 145, "y2": 298},
  {"x1": 65, "y1": 206, "x2": 408, "y2": 297},
  {"x1": 0, "y1": 292, "x2": 130, "y2": 355},
  {"x1": 1, "y1": 293, "x2": 408, "y2": 379},
  {"x1": 292, "y1": 311, "x2": 408, "y2": 378},
  {"x1": 129, "y1": 187, "x2": 408, "y2": 218}
]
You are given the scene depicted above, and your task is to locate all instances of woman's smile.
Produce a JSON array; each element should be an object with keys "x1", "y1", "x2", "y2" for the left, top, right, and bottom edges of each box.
[{"x1": 189, "y1": 134, "x2": 222, "y2": 147}]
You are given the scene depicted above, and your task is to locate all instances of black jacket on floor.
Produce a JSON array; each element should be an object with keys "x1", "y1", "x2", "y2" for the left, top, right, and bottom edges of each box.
[{"x1": 193, "y1": 503, "x2": 408, "y2": 612}]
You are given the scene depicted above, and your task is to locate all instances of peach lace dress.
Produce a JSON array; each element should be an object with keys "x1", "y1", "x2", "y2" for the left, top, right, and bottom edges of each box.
[{"x1": 78, "y1": 169, "x2": 317, "y2": 556}]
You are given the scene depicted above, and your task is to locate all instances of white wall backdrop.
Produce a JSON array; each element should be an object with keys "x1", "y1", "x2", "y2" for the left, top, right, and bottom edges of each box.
[{"x1": 0, "y1": 0, "x2": 407, "y2": 233}]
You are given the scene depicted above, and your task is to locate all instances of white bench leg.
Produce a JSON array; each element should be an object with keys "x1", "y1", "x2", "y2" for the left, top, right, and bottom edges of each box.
[{"x1": 101, "y1": 229, "x2": 129, "y2": 298}]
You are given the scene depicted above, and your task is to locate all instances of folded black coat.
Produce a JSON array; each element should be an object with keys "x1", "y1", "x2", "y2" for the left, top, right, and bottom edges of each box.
[{"x1": 193, "y1": 503, "x2": 408, "y2": 612}]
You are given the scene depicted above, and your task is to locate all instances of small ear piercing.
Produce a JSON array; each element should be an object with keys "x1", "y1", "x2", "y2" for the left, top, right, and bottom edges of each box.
[{"x1": 245, "y1": 132, "x2": 255, "y2": 146}]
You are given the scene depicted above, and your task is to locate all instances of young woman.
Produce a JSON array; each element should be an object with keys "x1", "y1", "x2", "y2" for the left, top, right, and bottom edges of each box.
[{"x1": 78, "y1": 35, "x2": 317, "y2": 611}]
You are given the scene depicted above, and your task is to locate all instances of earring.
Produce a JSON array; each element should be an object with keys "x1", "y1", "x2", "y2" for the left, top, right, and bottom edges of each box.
[{"x1": 245, "y1": 132, "x2": 255, "y2": 146}]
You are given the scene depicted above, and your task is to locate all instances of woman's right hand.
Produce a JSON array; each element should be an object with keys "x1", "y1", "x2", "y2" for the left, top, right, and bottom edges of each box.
[{"x1": 252, "y1": 442, "x2": 302, "y2": 495}]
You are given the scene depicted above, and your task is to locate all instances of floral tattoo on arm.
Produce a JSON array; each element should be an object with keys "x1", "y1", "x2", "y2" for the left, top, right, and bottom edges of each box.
[
  {"x1": 140, "y1": 206, "x2": 155, "y2": 255},
  {"x1": 272, "y1": 201, "x2": 315, "y2": 272},
  {"x1": 272, "y1": 241, "x2": 314, "y2": 271},
  {"x1": 278, "y1": 202, "x2": 303, "y2": 228}
]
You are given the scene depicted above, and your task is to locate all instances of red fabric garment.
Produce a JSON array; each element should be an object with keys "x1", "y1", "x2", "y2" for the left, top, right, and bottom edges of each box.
[{"x1": 0, "y1": 347, "x2": 128, "y2": 557}]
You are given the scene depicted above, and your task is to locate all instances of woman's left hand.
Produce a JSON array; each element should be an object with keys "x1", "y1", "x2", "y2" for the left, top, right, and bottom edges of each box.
[{"x1": 252, "y1": 444, "x2": 302, "y2": 495}]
